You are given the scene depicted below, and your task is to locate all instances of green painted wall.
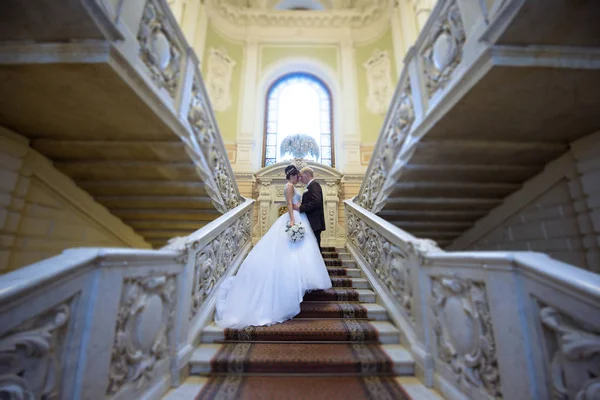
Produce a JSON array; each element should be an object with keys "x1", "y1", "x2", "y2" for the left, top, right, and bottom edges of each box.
[
  {"x1": 203, "y1": 23, "x2": 244, "y2": 142},
  {"x1": 260, "y1": 45, "x2": 338, "y2": 74},
  {"x1": 355, "y1": 28, "x2": 397, "y2": 143}
]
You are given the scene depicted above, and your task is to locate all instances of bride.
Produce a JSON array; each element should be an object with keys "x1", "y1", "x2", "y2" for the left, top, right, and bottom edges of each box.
[{"x1": 215, "y1": 165, "x2": 332, "y2": 329}]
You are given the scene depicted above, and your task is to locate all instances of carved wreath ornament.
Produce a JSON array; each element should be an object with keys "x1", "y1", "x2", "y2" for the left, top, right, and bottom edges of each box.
[
  {"x1": 0, "y1": 303, "x2": 71, "y2": 400},
  {"x1": 188, "y1": 77, "x2": 241, "y2": 212},
  {"x1": 540, "y1": 307, "x2": 600, "y2": 400},
  {"x1": 430, "y1": 276, "x2": 501, "y2": 398},
  {"x1": 346, "y1": 212, "x2": 414, "y2": 321},
  {"x1": 358, "y1": 81, "x2": 414, "y2": 212},
  {"x1": 137, "y1": 0, "x2": 182, "y2": 98},
  {"x1": 421, "y1": 0, "x2": 466, "y2": 97},
  {"x1": 107, "y1": 275, "x2": 177, "y2": 396},
  {"x1": 190, "y1": 211, "x2": 251, "y2": 319}
]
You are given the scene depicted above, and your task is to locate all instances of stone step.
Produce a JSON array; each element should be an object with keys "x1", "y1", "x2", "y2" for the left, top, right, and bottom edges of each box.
[
  {"x1": 330, "y1": 277, "x2": 369, "y2": 289},
  {"x1": 200, "y1": 320, "x2": 399, "y2": 344},
  {"x1": 189, "y1": 343, "x2": 413, "y2": 376},
  {"x1": 327, "y1": 267, "x2": 362, "y2": 278},
  {"x1": 324, "y1": 259, "x2": 356, "y2": 268},
  {"x1": 295, "y1": 302, "x2": 388, "y2": 320},
  {"x1": 322, "y1": 252, "x2": 352, "y2": 261},
  {"x1": 302, "y1": 288, "x2": 376, "y2": 303},
  {"x1": 162, "y1": 376, "x2": 444, "y2": 400}
]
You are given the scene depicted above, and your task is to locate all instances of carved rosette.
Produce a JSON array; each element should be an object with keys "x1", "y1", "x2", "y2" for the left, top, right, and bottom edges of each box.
[
  {"x1": 358, "y1": 81, "x2": 414, "y2": 212},
  {"x1": 421, "y1": 0, "x2": 466, "y2": 97},
  {"x1": 137, "y1": 0, "x2": 182, "y2": 98},
  {"x1": 0, "y1": 302, "x2": 71, "y2": 400},
  {"x1": 430, "y1": 276, "x2": 501, "y2": 398},
  {"x1": 188, "y1": 77, "x2": 242, "y2": 213},
  {"x1": 540, "y1": 307, "x2": 600, "y2": 400},
  {"x1": 346, "y1": 211, "x2": 415, "y2": 321},
  {"x1": 190, "y1": 211, "x2": 251, "y2": 319},
  {"x1": 107, "y1": 275, "x2": 177, "y2": 396}
]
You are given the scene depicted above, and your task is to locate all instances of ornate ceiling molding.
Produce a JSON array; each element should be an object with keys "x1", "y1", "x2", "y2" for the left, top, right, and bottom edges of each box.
[{"x1": 211, "y1": 0, "x2": 389, "y2": 28}]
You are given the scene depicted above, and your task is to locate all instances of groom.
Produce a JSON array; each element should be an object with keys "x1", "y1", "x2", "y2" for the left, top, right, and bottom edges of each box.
[{"x1": 294, "y1": 167, "x2": 326, "y2": 249}]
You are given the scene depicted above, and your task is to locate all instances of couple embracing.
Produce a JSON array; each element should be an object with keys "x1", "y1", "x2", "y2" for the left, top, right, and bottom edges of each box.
[{"x1": 216, "y1": 166, "x2": 332, "y2": 329}]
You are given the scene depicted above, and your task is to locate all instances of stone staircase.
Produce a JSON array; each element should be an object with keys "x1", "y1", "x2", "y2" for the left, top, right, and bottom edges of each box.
[{"x1": 163, "y1": 248, "x2": 442, "y2": 399}]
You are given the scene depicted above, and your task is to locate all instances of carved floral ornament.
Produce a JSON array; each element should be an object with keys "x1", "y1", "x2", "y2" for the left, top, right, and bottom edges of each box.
[
  {"x1": 540, "y1": 306, "x2": 600, "y2": 400},
  {"x1": 346, "y1": 211, "x2": 416, "y2": 321},
  {"x1": 188, "y1": 76, "x2": 242, "y2": 213},
  {"x1": 137, "y1": 0, "x2": 183, "y2": 98},
  {"x1": 206, "y1": 47, "x2": 236, "y2": 112},
  {"x1": 107, "y1": 275, "x2": 177, "y2": 396},
  {"x1": 421, "y1": 0, "x2": 466, "y2": 97},
  {"x1": 364, "y1": 49, "x2": 393, "y2": 115},
  {"x1": 0, "y1": 303, "x2": 71, "y2": 400},
  {"x1": 358, "y1": 81, "x2": 414, "y2": 212},
  {"x1": 190, "y1": 211, "x2": 252, "y2": 319},
  {"x1": 430, "y1": 276, "x2": 501, "y2": 398}
]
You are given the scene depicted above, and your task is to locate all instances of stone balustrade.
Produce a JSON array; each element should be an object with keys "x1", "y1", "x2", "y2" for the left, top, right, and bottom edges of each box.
[
  {"x1": 357, "y1": 0, "x2": 513, "y2": 213},
  {"x1": 92, "y1": 0, "x2": 242, "y2": 214},
  {"x1": 0, "y1": 199, "x2": 254, "y2": 400},
  {"x1": 345, "y1": 198, "x2": 600, "y2": 400}
]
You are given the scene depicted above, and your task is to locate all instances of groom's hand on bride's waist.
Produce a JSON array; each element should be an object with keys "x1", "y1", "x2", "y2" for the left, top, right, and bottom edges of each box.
[{"x1": 292, "y1": 204, "x2": 300, "y2": 211}]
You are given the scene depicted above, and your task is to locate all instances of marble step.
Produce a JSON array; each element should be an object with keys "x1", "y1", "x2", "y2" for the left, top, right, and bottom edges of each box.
[
  {"x1": 322, "y1": 252, "x2": 353, "y2": 261},
  {"x1": 330, "y1": 277, "x2": 369, "y2": 289},
  {"x1": 324, "y1": 259, "x2": 357, "y2": 268},
  {"x1": 162, "y1": 376, "x2": 444, "y2": 400},
  {"x1": 302, "y1": 288, "x2": 376, "y2": 303},
  {"x1": 295, "y1": 302, "x2": 388, "y2": 321},
  {"x1": 200, "y1": 320, "x2": 399, "y2": 344},
  {"x1": 189, "y1": 343, "x2": 413, "y2": 376},
  {"x1": 327, "y1": 267, "x2": 362, "y2": 278}
]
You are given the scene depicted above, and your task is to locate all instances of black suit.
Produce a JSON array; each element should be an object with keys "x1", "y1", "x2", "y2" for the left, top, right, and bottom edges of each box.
[{"x1": 299, "y1": 180, "x2": 326, "y2": 248}]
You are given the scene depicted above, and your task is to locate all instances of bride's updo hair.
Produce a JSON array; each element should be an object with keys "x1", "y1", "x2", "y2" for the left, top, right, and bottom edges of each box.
[{"x1": 285, "y1": 165, "x2": 300, "y2": 180}]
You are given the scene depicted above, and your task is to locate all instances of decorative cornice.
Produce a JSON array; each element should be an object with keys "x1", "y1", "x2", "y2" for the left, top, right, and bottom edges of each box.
[
  {"x1": 205, "y1": 0, "x2": 393, "y2": 43},
  {"x1": 210, "y1": 0, "x2": 390, "y2": 29}
]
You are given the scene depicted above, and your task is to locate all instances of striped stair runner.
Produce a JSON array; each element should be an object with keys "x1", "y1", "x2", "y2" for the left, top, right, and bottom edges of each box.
[{"x1": 186, "y1": 247, "x2": 417, "y2": 399}]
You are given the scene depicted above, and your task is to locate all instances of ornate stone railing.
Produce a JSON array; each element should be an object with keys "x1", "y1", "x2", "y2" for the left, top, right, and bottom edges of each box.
[
  {"x1": 345, "y1": 199, "x2": 600, "y2": 400},
  {"x1": 94, "y1": 0, "x2": 242, "y2": 213},
  {"x1": 0, "y1": 199, "x2": 253, "y2": 400},
  {"x1": 357, "y1": 0, "x2": 512, "y2": 212}
]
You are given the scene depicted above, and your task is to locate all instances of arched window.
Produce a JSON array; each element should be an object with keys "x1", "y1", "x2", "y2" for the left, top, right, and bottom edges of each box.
[{"x1": 263, "y1": 73, "x2": 334, "y2": 167}]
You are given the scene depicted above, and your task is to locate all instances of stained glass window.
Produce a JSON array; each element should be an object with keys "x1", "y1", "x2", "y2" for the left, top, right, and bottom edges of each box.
[{"x1": 263, "y1": 73, "x2": 334, "y2": 167}]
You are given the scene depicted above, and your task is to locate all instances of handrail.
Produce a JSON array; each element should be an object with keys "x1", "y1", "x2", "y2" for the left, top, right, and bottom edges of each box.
[
  {"x1": 345, "y1": 199, "x2": 600, "y2": 400},
  {"x1": 0, "y1": 199, "x2": 254, "y2": 400},
  {"x1": 96, "y1": 0, "x2": 242, "y2": 214},
  {"x1": 356, "y1": 0, "x2": 513, "y2": 212}
]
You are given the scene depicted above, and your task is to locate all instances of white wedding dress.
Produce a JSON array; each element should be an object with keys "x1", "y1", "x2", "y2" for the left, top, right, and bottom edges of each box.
[{"x1": 215, "y1": 185, "x2": 332, "y2": 329}]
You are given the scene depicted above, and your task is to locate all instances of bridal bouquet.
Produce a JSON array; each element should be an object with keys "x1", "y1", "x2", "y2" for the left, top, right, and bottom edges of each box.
[{"x1": 285, "y1": 221, "x2": 306, "y2": 243}]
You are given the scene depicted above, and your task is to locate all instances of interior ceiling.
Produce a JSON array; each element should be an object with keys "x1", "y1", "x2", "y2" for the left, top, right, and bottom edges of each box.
[{"x1": 224, "y1": 0, "x2": 374, "y2": 10}]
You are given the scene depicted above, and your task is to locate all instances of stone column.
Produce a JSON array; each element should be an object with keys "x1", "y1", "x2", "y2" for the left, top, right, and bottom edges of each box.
[
  {"x1": 389, "y1": 2, "x2": 405, "y2": 79},
  {"x1": 236, "y1": 38, "x2": 260, "y2": 173},
  {"x1": 192, "y1": 1, "x2": 209, "y2": 70},
  {"x1": 412, "y1": 0, "x2": 436, "y2": 32},
  {"x1": 339, "y1": 40, "x2": 363, "y2": 175},
  {"x1": 323, "y1": 180, "x2": 341, "y2": 247}
]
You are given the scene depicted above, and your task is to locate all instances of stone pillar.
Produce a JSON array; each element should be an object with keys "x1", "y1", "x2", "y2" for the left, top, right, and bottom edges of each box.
[
  {"x1": 236, "y1": 38, "x2": 260, "y2": 173},
  {"x1": 323, "y1": 180, "x2": 341, "y2": 247},
  {"x1": 192, "y1": 2, "x2": 209, "y2": 69},
  {"x1": 339, "y1": 40, "x2": 363, "y2": 175},
  {"x1": 412, "y1": 0, "x2": 436, "y2": 32},
  {"x1": 389, "y1": 2, "x2": 405, "y2": 79}
]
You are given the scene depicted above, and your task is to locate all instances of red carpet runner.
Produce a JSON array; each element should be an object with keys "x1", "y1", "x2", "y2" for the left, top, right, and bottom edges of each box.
[{"x1": 196, "y1": 247, "x2": 411, "y2": 400}]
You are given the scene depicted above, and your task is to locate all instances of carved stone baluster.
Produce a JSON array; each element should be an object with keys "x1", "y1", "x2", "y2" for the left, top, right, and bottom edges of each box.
[
  {"x1": 0, "y1": 303, "x2": 72, "y2": 400},
  {"x1": 540, "y1": 307, "x2": 600, "y2": 400}
]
